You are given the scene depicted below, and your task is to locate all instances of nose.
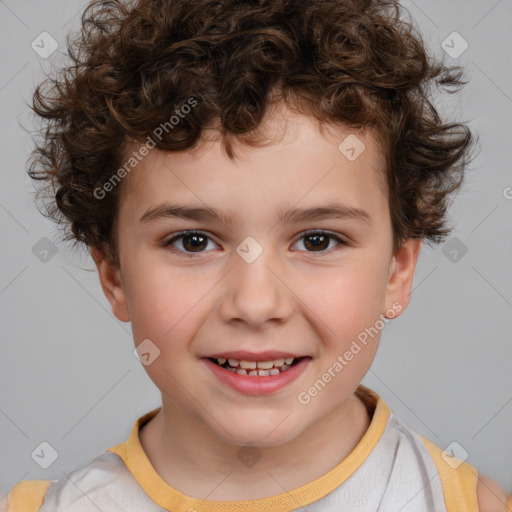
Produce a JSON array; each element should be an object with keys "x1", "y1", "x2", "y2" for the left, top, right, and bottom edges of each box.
[{"x1": 218, "y1": 249, "x2": 294, "y2": 328}]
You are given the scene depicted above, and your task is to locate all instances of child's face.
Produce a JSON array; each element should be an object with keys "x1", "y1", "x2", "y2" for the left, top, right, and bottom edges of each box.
[{"x1": 92, "y1": 105, "x2": 421, "y2": 446}]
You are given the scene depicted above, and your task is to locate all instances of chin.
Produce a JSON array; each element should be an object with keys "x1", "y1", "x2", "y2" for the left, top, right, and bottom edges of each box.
[{"x1": 209, "y1": 414, "x2": 303, "y2": 448}]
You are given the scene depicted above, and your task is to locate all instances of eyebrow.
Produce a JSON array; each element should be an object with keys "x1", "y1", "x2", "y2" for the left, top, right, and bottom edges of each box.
[{"x1": 139, "y1": 202, "x2": 373, "y2": 226}]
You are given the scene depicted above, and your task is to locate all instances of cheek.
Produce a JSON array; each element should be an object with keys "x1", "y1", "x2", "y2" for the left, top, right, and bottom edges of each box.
[
  {"x1": 126, "y1": 267, "x2": 207, "y2": 348},
  {"x1": 127, "y1": 271, "x2": 206, "y2": 394},
  {"x1": 299, "y1": 259, "x2": 389, "y2": 344}
]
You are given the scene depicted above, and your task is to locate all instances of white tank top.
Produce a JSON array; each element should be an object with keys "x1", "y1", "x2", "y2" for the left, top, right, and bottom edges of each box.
[{"x1": 4, "y1": 386, "x2": 482, "y2": 512}]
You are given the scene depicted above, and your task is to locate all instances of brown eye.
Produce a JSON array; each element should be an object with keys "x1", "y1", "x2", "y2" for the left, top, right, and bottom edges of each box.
[
  {"x1": 303, "y1": 233, "x2": 330, "y2": 251},
  {"x1": 293, "y1": 230, "x2": 345, "y2": 255},
  {"x1": 181, "y1": 233, "x2": 208, "y2": 252},
  {"x1": 165, "y1": 231, "x2": 217, "y2": 255}
]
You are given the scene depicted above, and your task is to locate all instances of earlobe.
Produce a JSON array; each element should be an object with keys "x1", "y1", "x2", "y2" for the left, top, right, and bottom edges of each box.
[
  {"x1": 383, "y1": 238, "x2": 423, "y2": 318},
  {"x1": 90, "y1": 246, "x2": 131, "y2": 322}
]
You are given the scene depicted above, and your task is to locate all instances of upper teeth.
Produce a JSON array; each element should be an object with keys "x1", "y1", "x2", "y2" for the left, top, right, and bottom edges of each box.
[{"x1": 220, "y1": 357, "x2": 295, "y2": 368}]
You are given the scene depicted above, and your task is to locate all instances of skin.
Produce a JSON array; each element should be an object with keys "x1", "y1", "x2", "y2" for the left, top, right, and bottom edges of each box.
[
  {"x1": 476, "y1": 476, "x2": 509, "y2": 512},
  {"x1": 90, "y1": 103, "x2": 507, "y2": 506}
]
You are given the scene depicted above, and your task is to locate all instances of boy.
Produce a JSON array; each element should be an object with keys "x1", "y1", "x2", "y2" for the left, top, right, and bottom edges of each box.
[{"x1": 2, "y1": 0, "x2": 510, "y2": 510}]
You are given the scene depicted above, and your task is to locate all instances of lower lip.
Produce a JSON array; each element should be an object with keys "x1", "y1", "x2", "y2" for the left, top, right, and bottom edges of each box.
[{"x1": 202, "y1": 357, "x2": 310, "y2": 396}]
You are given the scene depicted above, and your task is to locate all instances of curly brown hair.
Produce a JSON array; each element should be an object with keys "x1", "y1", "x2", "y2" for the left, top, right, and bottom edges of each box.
[{"x1": 28, "y1": 0, "x2": 476, "y2": 268}]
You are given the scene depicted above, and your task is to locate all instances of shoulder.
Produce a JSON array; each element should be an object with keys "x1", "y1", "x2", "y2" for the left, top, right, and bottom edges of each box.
[
  {"x1": 0, "y1": 451, "x2": 126, "y2": 512},
  {"x1": 476, "y1": 474, "x2": 511, "y2": 512},
  {"x1": 0, "y1": 479, "x2": 53, "y2": 512},
  {"x1": 419, "y1": 435, "x2": 512, "y2": 512},
  {"x1": 417, "y1": 435, "x2": 479, "y2": 510}
]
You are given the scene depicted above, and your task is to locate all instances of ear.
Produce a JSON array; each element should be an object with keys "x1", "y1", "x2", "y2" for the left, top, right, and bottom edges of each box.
[
  {"x1": 90, "y1": 246, "x2": 130, "y2": 322},
  {"x1": 383, "y1": 238, "x2": 423, "y2": 318}
]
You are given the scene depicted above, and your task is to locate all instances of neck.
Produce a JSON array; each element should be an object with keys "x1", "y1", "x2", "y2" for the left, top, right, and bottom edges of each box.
[{"x1": 139, "y1": 391, "x2": 372, "y2": 501}]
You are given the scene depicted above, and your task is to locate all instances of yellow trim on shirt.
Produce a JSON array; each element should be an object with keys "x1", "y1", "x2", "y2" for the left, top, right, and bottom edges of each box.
[
  {"x1": 6, "y1": 480, "x2": 52, "y2": 512},
  {"x1": 108, "y1": 384, "x2": 389, "y2": 512},
  {"x1": 507, "y1": 492, "x2": 512, "y2": 512},
  {"x1": 420, "y1": 436, "x2": 479, "y2": 512}
]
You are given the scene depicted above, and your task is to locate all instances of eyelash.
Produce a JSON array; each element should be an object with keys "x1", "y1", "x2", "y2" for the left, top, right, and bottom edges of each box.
[{"x1": 163, "y1": 230, "x2": 346, "y2": 258}]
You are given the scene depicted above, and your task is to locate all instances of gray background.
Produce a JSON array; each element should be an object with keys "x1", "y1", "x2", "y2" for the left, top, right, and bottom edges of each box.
[{"x1": 1, "y1": 0, "x2": 511, "y2": 499}]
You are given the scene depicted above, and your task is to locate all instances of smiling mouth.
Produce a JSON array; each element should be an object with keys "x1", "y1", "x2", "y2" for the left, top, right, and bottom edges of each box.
[{"x1": 208, "y1": 356, "x2": 305, "y2": 376}]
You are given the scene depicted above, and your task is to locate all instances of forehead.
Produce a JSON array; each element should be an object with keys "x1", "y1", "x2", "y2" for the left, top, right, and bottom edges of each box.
[{"x1": 118, "y1": 108, "x2": 388, "y2": 228}]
